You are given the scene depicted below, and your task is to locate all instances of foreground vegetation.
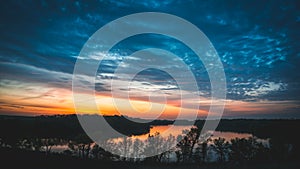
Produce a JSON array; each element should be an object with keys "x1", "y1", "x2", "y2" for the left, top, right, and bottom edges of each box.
[{"x1": 0, "y1": 115, "x2": 300, "y2": 168}]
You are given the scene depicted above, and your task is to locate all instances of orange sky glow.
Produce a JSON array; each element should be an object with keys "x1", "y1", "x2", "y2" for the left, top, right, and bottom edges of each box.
[{"x1": 1, "y1": 82, "x2": 297, "y2": 119}]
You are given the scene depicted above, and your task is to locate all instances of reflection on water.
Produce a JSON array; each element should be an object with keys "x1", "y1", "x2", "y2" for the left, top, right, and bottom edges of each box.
[
  {"x1": 111, "y1": 125, "x2": 269, "y2": 148},
  {"x1": 108, "y1": 125, "x2": 269, "y2": 161},
  {"x1": 51, "y1": 145, "x2": 69, "y2": 153},
  {"x1": 51, "y1": 125, "x2": 269, "y2": 154},
  {"x1": 120, "y1": 125, "x2": 255, "y2": 142},
  {"x1": 130, "y1": 125, "x2": 192, "y2": 141},
  {"x1": 209, "y1": 131, "x2": 253, "y2": 141}
]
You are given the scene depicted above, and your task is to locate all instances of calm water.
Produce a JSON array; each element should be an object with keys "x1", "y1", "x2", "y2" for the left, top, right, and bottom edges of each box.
[
  {"x1": 144, "y1": 125, "x2": 269, "y2": 145},
  {"x1": 51, "y1": 125, "x2": 268, "y2": 153},
  {"x1": 127, "y1": 125, "x2": 255, "y2": 141}
]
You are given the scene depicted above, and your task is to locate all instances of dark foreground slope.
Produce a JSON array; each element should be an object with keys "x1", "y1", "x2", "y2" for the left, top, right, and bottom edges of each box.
[
  {"x1": 1, "y1": 115, "x2": 300, "y2": 169},
  {"x1": 1, "y1": 148, "x2": 299, "y2": 169}
]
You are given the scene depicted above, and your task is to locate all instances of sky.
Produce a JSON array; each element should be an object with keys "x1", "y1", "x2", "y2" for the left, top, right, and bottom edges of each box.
[{"x1": 0, "y1": 0, "x2": 299, "y2": 119}]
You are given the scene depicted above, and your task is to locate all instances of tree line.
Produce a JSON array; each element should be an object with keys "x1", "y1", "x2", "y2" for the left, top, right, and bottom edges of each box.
[
  {"x1": 1, "y1": 115, "x2": 300, "y2": 165},
  {"x1": 1, "y1": 126, "x2": 299, "y2": 165}
]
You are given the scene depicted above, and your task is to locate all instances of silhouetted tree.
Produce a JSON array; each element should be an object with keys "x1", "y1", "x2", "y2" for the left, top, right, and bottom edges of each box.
[
  {"x1": 176, "y1": 134, "x2": 192, "y2": 163},
  {"x1": 186, "y1": 127, "x2": 201, "y2": 160},
  {"x1": 68, "y1": 134, "x2": 92, "y2": 158},
  {"x1": 91, "y1": 144, "x2": 114, "y2": 160},
  {"x1": 160, "y1": 134, "x2": 176, "y2": 163},
  {"x1": 40, "y1": 138, "x2": 61, "y2": 155},
  {"x1": 132, "y1": 138, "x2": 144, "y2": 161},
  {"x1": 144, "y1": 132, "x2": 165, "y2": 162},
  {"x1": 195, "y1": 138, "x2": 210, "y2": 163},
  {"x1": 0, "y1": 138, "x2": 4, "y2": 147},
  {"x1": 269, "y1": 137, "x2": 291, "y2": 162},
  {"x1": 211, "y1": 137, "x2": 229, "y2": 162},
  {"x1": 17, "y1": 139, "x2": 33, "y2": 150},
  {"x1": 117, "y1": 137, "x2": 133, "y2": 161}
]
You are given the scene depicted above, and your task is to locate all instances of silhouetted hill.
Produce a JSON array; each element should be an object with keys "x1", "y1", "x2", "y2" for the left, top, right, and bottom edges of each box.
[{"x1": 0, "y1": 114, "x2": 173, "y2": 144}]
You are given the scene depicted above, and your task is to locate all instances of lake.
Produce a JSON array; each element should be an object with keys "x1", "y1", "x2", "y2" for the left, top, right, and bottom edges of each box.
[
  {"x1": 108, "y1": 125, "x2": 269, "y2": 161},
  {"x1": 118, "y1": 125, "x2": 258, "y2": 142},
  {"x1": 51, "y1": 125, "x2": 269, "y2": 156}
]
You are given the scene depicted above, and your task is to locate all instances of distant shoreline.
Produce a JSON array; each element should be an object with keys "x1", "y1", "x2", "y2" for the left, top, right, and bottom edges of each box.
[
  {"x1": 1, "y1": 114, "x2": 300, "y2": 140},
  {"x1": 1, "y1": 113, "x2": 300, "y2": 120}
]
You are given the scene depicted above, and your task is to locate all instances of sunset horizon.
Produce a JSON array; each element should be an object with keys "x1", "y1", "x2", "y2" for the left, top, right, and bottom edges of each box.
[
  {"x1": 1, "y1": 1, "x2": 300, "y2": 168},
  {"x1": 1, "y1": 1, "x2": 299, "y2": 120}
]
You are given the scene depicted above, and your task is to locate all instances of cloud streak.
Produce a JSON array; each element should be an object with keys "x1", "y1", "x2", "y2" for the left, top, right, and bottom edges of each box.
[{"x1": 0, "y1": 0, "x2": 299, "y2": 118}]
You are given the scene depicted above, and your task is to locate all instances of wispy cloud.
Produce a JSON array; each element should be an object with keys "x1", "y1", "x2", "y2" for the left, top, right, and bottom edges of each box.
[{"x1": 0, "y1": 0, "x2": 299, "y2": 118}]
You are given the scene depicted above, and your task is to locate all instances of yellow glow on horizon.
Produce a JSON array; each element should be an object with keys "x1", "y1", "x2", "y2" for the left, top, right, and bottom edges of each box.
[{"x1": 0, "y1": 81, "x2": 298, "y2": 118}]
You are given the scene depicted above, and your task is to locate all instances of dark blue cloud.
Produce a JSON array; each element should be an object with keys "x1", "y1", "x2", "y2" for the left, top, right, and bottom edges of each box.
[{"x1": 0, "y1": 0, "x2": 299, "y2": 116}]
